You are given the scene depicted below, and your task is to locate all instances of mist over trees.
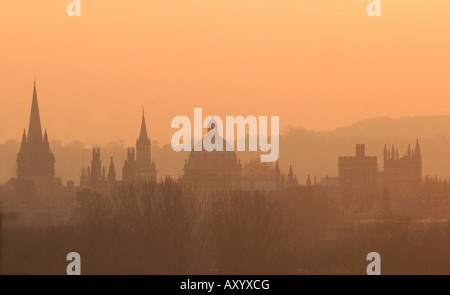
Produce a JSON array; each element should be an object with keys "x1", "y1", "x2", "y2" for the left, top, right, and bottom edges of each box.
[{"x1": 2, "y1": 178, "x2": 450, "y2": 274}]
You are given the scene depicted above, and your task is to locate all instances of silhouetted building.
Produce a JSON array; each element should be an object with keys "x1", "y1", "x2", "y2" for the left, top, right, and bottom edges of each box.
[
  {"x1": 240, "y1": 160, "x2": 282, "y2": 192},
  {"x1": 286, "y1": 165, "x2": 298, "y2": 188},
  {"x1": 383, "y1": 140, "x2": 422, "y2": 215},
  {"x1": 383, "y1": 139, "x2": 422, "y2": 189},
  {"x1": 338, "y1": 144, "x2": 378, "y2": 188},
  {"x1": 16, "y1": 82, "x2": 61, "y2": 193},
  {"x1": 80, "y1": 148, "x2": 116, "y2": 193},
  {"x1": 331, "y1": 141, "x2": 424, "y2": 218},
  {"x1": 0, "y1": 82, "x2": 76, "y2": 227},
  {"x1": 122, "y1": 111, "x2": 157, "y2": 185},
  {"x1": 337, "y1": 144, "x2": 380, "y2": 217},
  {"x1": 183, "y1": 118, "x2": 241, "y2": 192}
]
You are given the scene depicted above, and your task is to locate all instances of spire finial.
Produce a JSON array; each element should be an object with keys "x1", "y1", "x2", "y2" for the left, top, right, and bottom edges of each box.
[
  {"x1": 415, "y1": 138, "x2": 421, "y2": 157},
  {"x1": 28, "y1": 81, "x2": 43, "y2": 142},
  {"x1": 139, "y1": 109, "x2": 148, "y2": 140}
]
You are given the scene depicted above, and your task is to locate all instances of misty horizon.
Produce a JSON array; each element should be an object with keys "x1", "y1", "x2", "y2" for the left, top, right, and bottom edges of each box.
[
  {"x1": 3, "y1": 114, "x2": 450, "y2": 186},
  {"x1": 4, "y1": 114, "x2": 450, "y2": 146}
]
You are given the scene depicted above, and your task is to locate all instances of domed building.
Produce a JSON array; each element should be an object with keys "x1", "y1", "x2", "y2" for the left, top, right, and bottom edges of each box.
[{"x1": 183, "y1": 118, "x2": 242, "y2": 193}]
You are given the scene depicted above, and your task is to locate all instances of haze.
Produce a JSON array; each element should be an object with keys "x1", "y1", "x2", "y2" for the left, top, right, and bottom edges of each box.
[{"x1": 1, "y1": 0, "x2": 450, "y2": 146}]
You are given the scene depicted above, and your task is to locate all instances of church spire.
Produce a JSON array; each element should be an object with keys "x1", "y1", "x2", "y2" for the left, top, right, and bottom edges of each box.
[
  {"x1": 107, "y1": 157, "x2": 116, "y2": 181},
  {"x1": 27, "y1": 81, "x2": 43, "y2": 142},
  {"x1": 139, "y1": 110, "x2": 148, "y2": 140},
  {"x1": 415, "y1": 139, "x2": 421, "y2": 158}
]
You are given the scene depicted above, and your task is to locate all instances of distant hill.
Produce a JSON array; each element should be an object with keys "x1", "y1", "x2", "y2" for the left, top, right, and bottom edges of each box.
[{"x1": 329, "y1": 116, "x2": 450, "y2": 140}]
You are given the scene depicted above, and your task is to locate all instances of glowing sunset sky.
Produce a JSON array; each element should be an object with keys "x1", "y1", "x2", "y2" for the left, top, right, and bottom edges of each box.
[{"x1": 1, "y1": 0, "x2": 449, "y2": 145}]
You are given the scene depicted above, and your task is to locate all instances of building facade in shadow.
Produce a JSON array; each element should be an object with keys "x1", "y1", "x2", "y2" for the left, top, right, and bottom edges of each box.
[{"x1": 16, "y1": 82, "x2": 62, "y2": 194}]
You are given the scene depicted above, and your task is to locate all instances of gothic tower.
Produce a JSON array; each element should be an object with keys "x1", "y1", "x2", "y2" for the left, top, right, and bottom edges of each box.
[
  {"x1": 16, "y1": 82, "x2": 56, "y2": 183},
  {"x1": 122, "y1": 110, "x2": 157, "y2": 184},
  {"x1": 80, "y1": 148, "x2": 117, "y2": 194},
  {"x1": 286, "y1": 165, "x2": 298, "y2": 188},
  {"x1": 136, "y1": 110, "x2": 155, "y2": 181},
  {"x1": 90, "y1": 148, "x2": 103, "y2": 183},
  {"x1": 383, "y1": 139, "x2": 422, "y2": 188},
  {"x1": 107, "y1": 157, "x2": 116, "y2": 183}
]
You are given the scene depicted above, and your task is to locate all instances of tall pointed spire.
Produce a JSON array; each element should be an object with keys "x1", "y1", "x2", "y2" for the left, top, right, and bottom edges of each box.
[
  {"x1": 28, "y1": 81, "x2": 43, "y2": 142},
  {"x1": 107, "y1": 157, "x2": 116, "y2": 181},
  {"x1": 288, "y1": 165, "x2": 294, "y2": 178},
  {"x1": 139, "y1": 110, "x2": 148, "y2": 140},
  {"x1": 415, "y1": 139, "x2": 421, "y2": 157}
]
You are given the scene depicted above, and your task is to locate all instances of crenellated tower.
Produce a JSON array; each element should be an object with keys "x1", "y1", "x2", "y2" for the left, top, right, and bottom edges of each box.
[{"x1": 338, "y1": 144, "x2": 378, "y2": 187}]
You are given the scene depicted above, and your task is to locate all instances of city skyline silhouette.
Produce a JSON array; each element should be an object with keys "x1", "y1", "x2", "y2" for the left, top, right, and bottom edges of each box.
[{"x1": 2, "y1": 0, "x2": 450, "y2": 276}]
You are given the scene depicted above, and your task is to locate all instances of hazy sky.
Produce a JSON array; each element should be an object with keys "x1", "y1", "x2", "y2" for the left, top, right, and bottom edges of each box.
[{"x1": 1, "y1": 0, "x2": 449, "y2": 145}]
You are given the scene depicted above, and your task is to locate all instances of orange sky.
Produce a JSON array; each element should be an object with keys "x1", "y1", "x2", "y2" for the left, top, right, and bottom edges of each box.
[{"x1": 1, "y1": 0, "x2": 450, "y2": 146}]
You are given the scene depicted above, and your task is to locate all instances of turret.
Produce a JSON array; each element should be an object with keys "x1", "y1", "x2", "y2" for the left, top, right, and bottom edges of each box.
[
  {"x1": 286, "y1": 165, "x2": 298, "y2": 187},
  {"x1": 80, "y1": 166, "x2": 87, "y2": 182},
  {"x1": 415, "y1": 139, "x2": 421, "y2": 158},
  {"x1": 107, "y1": 157, "x2": 116, "y2": 182},
  {"x1": 356, "y1": 144, "x2": 365, "y2": 157},
  {"x1": 22, "y1": 129, "x2": 27, "y2": 142}
]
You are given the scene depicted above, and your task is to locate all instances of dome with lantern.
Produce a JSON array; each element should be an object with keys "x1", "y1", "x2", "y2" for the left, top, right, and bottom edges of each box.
[{"x1": 183, "y1": 117, "x2": 242, "y2": 192}]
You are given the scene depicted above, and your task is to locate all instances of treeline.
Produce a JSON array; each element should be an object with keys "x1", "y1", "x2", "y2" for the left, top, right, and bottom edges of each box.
[{"x1": 2, "y1": 180, "x2": 450, "y2": 274}]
